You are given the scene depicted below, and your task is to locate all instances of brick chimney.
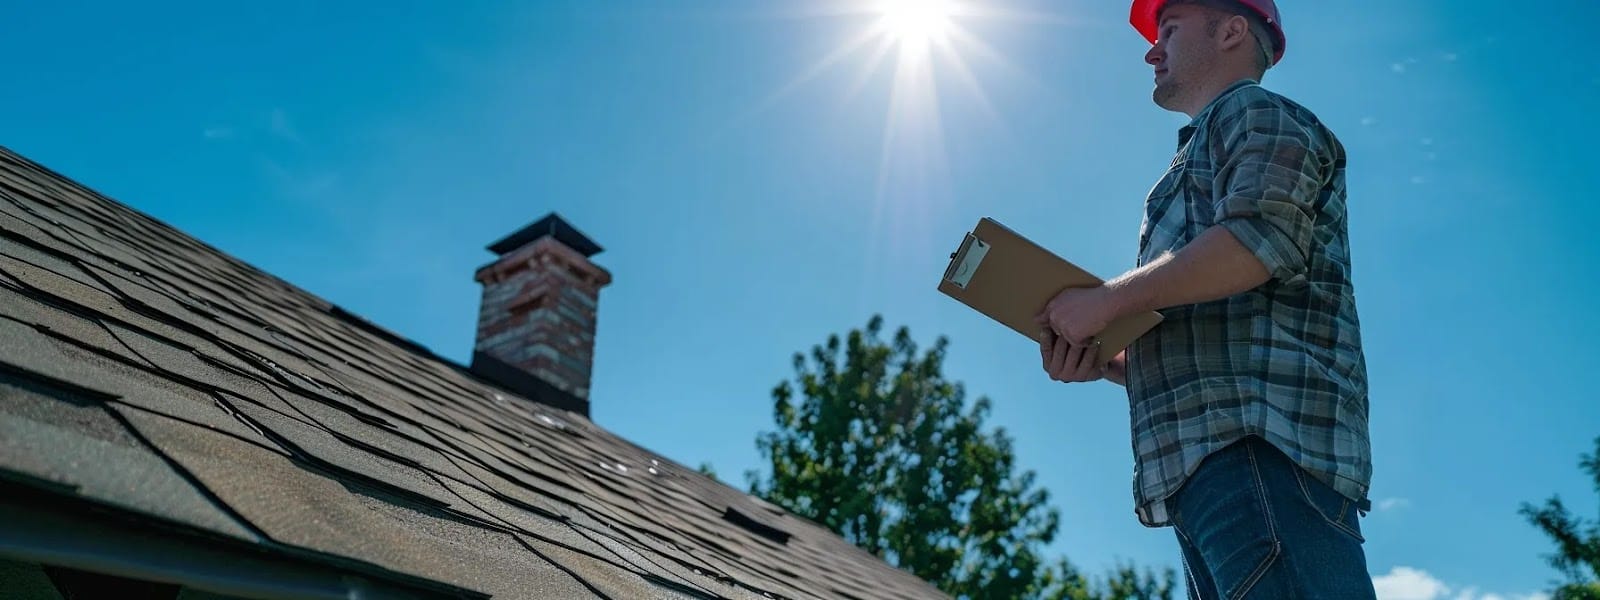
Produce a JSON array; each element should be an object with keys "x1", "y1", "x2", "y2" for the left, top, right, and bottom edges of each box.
[{"x1": 471, "y1": 213, "x2": 611, "y2": 416}]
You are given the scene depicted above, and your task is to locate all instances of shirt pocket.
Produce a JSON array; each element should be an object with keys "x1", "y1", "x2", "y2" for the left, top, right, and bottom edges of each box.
[
  {"x1": 1182, "y1": 164, "x2": 1219, "y2": 232},
  {"x1": 1138, "y1": 161, "x2": 1189, "y2": 266}
]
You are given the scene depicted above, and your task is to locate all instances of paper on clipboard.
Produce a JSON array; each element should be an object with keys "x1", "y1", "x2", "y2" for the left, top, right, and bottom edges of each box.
[{"x1": 937, "y1": 217, "x2": 1164, "y2": 364}]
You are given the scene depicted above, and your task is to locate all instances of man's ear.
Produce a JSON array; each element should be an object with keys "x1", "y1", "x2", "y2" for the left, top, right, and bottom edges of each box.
[{"x1": 1216, "y1": 14, "x2": 1251, "y2": 52}]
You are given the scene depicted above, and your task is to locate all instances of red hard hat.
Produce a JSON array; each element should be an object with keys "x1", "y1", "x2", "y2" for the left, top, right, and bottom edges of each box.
[{"x1": 1131, "y1": 0, "x2": 1286, "y2": 65}]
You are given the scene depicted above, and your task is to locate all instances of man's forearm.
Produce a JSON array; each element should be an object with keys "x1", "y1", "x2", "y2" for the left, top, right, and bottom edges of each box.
[{"x1": 1105, "y1": 225, "x2": 1272, "y2": 317}]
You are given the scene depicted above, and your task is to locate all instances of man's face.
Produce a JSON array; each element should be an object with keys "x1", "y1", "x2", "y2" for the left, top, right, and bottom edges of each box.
[{"x1": 1145, "y1": 4, "x2": 1217, "y2": 112}]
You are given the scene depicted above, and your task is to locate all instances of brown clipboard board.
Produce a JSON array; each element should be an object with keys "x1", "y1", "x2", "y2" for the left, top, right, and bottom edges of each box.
[{"x1": 937, "y1": 217, "x2": 1164, "y2": 363}]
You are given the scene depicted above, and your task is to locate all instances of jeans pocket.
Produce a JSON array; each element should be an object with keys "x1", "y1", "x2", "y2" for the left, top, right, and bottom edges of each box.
[{"x1": 1291, "y1": 466, "x2": 1365, "y2": 543}]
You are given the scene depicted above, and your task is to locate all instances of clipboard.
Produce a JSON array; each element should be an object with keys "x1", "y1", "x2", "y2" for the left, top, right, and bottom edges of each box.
[{"x1": 937, "y1": 217, "x2": 1164, "y2": 364}]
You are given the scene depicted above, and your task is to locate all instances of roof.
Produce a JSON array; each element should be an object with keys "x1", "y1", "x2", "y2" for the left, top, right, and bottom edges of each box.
[{"x1": 0, "y1": 144, "x2": 946, "y2": 600}]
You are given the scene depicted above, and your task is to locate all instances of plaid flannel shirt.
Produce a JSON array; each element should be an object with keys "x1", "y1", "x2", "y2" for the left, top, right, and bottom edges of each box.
[{"x1": 1125, "y1": 79, "x2": 1373, "y2": 527}]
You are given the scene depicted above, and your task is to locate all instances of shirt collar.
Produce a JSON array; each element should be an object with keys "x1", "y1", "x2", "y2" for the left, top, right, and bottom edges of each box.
[{"x1": 1177, "y1": 78, "x2": 1259, "y2": 148}]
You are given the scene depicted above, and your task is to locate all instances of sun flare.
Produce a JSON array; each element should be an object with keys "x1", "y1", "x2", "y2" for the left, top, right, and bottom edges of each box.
[
  {"x1": 876, "y1": 0, "x2": 955, "y2": 53},
  {"x1": 741, "y1": 0, "x2": 1053, "y2": 257}
]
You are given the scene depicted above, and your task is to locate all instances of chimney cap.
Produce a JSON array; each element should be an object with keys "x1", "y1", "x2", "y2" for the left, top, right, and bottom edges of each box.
[{"x1": 487, "y1": 213, "x2": 603, "y2": 258}]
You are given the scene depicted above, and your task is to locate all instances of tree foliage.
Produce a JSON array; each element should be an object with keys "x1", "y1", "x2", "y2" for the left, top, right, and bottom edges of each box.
[
  {"x1": 697, "y1": 462, "x2": 720, "y2": 481},
  {"x1": 746, "y1": 315, "x2": 1174, "y2": 599},
  {"x1": 1521, "y1": 436, "x2": 1600, "y2": 600},
  {"x1": 1037, "y1": 558, "x2": 1177, "y2": 600}
]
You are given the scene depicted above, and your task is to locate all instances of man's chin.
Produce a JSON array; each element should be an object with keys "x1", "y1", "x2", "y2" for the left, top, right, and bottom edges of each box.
[
  {"x1": 1152, "y1": 83, "x2": 1180, "y2": 111},
  {"x1": 1151, "y1": 87, "x2": 1171, "y2": 109}
]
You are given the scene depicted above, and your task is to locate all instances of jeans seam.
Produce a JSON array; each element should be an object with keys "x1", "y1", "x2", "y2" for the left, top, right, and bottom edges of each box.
[
  {"x1": 1229, "y1": 442, "x2": 1282, "y2": 600},
  {"x1": 1291, "y1": 463, "x2": 1366, "y2": 543},
  {"x1": 1179, "y1": 538, "x2": 1202, "y2": 600},
  {"x1": 1173, "y1": 514, "x2": 1207, "y2": 598}
]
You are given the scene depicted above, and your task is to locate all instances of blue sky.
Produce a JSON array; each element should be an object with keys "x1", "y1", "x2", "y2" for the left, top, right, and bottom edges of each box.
[{"x1": 4, "y1": 1, "x2": 1597, "y2": 597}]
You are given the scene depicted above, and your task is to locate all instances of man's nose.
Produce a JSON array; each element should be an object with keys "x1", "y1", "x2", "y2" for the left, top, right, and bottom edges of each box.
[{"x1": 1145, "y1": 43, "x2": 1163, "y2": 67}]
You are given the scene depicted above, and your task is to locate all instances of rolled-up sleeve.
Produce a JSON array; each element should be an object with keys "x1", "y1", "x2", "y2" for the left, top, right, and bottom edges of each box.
[{"x1": 1212, "y1": 104, "x2": 1326, "y2": 283}]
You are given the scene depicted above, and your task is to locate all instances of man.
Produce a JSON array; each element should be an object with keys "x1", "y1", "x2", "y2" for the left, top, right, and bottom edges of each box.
[{"x1": 1033, "y1": 1, "x2": 1378, "y2": 597}]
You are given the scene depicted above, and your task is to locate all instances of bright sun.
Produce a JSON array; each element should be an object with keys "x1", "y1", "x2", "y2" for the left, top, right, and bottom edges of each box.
[
  {"x1": 742, "y1": 0, "x2": 1045, "y2": 247},
  {"x1": 876, "y1": 0, "x2": 955, "y2": 51}
]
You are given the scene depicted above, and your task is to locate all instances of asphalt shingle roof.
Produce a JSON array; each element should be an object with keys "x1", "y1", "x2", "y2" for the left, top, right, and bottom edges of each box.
[{"x1": 0, "y1": 145, "x2": 947, "y2": 600}]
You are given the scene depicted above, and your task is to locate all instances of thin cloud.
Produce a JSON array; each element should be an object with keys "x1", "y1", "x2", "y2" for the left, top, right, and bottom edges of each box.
[
  {"x1": 1453, "y1": 589, "x2": 1551, "y2": 600},
  {"x1": 1442, "y1": 52, "x2": 1459, "y2": 62},
  {"x1": 1371, "y1": 566, "x2": 1550, "y2": 600},
  {"x1": 1361, "y1": 117, "x2": 1378, "y2": 127},
  {"x1": 1392, "y1": 63, "x2": 1407, "y2": 74},
  {"x1": 1374, "y1": 566, "x2": 1449, "y2": 600},
  {"x1": 259, "y1": 157, "x2": 339, "y2": 200},
  {"x1": 1377, "y1": 497, "x2": 1411, "y2": 511},
  {"x1": 269, "y1": 108, "x2": 302, "y2": 144},
  {"x1": 203, "y1": 127, "x2": 234, "y2": 140}
]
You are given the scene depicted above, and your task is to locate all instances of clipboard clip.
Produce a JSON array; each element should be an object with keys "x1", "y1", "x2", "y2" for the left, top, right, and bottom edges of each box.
[{"x1": 942, "y1": 232, "x2": 990, "y2": 289}]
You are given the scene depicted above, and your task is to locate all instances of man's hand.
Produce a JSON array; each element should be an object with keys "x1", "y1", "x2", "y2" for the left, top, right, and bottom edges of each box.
[
  {"x1": 1040, "y1": 330, "x2": 1129, "y2": 387},
  {"x1": 1034, "y1": 285, "x2": 1122, "y2": 346},
  {"x1": 1039, "y1": 329, "x2": 1103, "y2": 383}
]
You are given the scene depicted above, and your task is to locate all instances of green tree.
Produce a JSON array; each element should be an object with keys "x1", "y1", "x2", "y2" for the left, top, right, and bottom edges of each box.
[
  {"x1": 1520, "y1": 436, "x2": 1600, "y2": 600},
  {"x1": 697, "y1": 461, "x2": 719, "y2": 481},
  {"x1": 1036, "y1": 558, "x2": 1177, "y2": 600},
  {"x1": 746, "y1": 315, "x2": 1174, "y2": 599}
]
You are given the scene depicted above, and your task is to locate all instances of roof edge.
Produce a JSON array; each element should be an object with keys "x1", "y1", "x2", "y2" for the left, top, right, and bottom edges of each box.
[{"x1": 0, "y1": 478, "x2": 484, "y2": 599}]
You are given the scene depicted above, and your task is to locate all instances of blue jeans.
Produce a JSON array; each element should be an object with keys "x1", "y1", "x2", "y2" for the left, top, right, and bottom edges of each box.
[{"x1": 1170, "y1": 435, "x2": 1377, "y2": 599}]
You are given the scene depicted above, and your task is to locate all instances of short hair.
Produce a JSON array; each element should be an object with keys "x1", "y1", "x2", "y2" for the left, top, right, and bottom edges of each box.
[{"x1": 1160, "y1": 0, "x2": 1276, "y2": 76}]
